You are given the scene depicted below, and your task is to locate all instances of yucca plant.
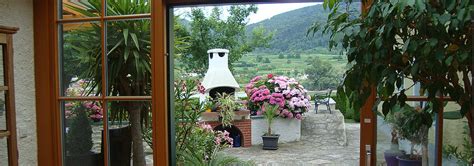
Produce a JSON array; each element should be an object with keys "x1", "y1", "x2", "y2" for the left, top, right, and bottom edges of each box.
[{"x1": 65, "y1": 0, "x2": 151, "y2": 165}]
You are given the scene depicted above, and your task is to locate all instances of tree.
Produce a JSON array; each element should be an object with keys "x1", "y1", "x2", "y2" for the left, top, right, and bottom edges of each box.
[
  {"x1": 304, "y1": 57, "x2": 339, "y2": 90},
  {"x1": 315, "y1": 0, "x2": 472, "y2": 163},
  {"x1": 278, "y1": 53, "x2": 285, "y2": 59},
  {"x1": 66, "y1": 1, "x2": 151, "y2": 165},
  {"x1": 263, "y1": 58, "x2": 271, "y2": 63},
  {"x1": 256, "y1": 55, "x2": 263, "y2": 62},
  {"x1": 180, "y1": 6, "x2": 273, "y2": 75},
  {"x1": 295, "y1": 53, "x2": 301, "y2": 59}
]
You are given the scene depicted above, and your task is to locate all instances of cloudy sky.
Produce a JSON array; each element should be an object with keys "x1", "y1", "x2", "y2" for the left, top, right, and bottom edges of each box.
[
  {"x1": 247, "y1": 3, "x2": 321, "y2": 24},
  {"x1": 174, "y1": 2, "x2": 321, "y2": 24}
]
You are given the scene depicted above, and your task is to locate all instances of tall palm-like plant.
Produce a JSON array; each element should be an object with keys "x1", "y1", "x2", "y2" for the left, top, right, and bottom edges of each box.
[{"x1": 65, "y1": 0, "x2": 151, "y2": 165}]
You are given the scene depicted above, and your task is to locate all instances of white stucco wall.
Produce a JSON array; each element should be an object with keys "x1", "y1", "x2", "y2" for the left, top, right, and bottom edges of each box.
[
  {"x1": 251, "y1": 116, "x2": 301, "y2": 145},
  {"x1": 0, "y1": 0, "x2": 37, "y2": 165}
]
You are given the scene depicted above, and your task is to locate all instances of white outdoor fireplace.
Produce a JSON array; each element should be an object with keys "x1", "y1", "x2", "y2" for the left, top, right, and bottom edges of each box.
[
  {"x1": 201, "y1": 49, "x2": 240, "y2": 98},
  {"x1": 200, "y1": 49, "x2": 251, "y2": 147}
]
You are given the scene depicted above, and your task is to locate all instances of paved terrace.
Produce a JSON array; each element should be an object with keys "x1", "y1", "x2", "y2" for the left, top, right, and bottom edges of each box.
[{"x1": 223, "y1": 109, "x2": 361, "y2": 166}]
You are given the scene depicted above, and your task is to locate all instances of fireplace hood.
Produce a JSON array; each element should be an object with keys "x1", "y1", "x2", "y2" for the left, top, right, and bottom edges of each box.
[{"x1": 201, "y1": 49, "x2": 240, "y2": 93}]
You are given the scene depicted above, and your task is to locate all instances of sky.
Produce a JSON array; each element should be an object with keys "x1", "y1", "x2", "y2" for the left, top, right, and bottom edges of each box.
[
  {"x1": 247, "y1": 3, "x2": 321, "y2": 24},
  {"x1": 174, "y1": 2, "x2": 322, "y2": 24}
]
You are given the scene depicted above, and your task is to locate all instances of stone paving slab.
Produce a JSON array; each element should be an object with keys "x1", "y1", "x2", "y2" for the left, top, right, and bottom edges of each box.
[{"x1": 223, "y1": 110, "x2": 360, "y2": 166}]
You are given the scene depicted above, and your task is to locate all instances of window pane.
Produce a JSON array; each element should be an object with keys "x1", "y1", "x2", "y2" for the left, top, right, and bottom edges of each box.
[
  {"x1": 106, "y1": 0, "x2": 150, "y2": 16},
  {"x1": 61, "y1": 0, "x2": 100, "y2": 19},
  {"x1": 106, "y1": 19, "x2": 151, "y2": 96},
  {"x1": 60, "y1": 22, "x2": 102, "y2": 97},
  {"x1": 62, "y1": 101, "x2": 104, "y2": 166},
  {"x1": 376, "y1": 101, "x2": 437, "y2": 165},
  {"x1": 0, "y1": 91, "x2": 6, "y2": 131},
  {"x1": 107, "y1": 101, "x2": 152, "y2": 165},
  {"x1": 442, "y1": 102, "x2": 469, "y2": 165},
  {"x1": 0, "y1": 138, "x2": 8, "y2": 166},
  {"x1": 0, "y1": 45, "x2": 4, "y2": 86}
]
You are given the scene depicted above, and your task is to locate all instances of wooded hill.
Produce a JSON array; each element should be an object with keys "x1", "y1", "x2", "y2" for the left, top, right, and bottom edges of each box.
[{"x1": 246, "y1": 3, "x2": 360, "y2": 54}]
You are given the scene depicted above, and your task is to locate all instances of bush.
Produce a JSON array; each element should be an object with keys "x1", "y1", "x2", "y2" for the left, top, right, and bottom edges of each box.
[
  {"x1": 352, "y1": 109, "x2": 360, "y2": 122},
  {"x1": 66, "y1": 106, "x2": 93, "y2": 155},
  {"x1": 333, "y1": 87, "x2": 355, "y2": 120},
  {"x1": 278, "y1": 54, "x2": 284, "y2": 59},
  {"x1": 295, "y1": 54, "x2": 301, "y2": 59},
  {"x1": 263, "y1": 58, "x2": 271, "y2": 63},
  {"x1": 287, "y1": 60, "x2": 291, "y2": 64},
  {"x1": 256, "y1": 55, "x2": 263, "y2": 62}
]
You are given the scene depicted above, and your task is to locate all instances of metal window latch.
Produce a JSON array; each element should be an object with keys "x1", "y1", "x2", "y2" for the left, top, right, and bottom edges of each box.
[{"x1": 365, "y1": 145, "x2": 371, "y2": 166}]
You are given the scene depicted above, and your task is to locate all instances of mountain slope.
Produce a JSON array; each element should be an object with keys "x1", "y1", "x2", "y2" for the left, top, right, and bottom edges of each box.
[{"x1": 247, "y1": 3, "x2": 360, "y2": 54}]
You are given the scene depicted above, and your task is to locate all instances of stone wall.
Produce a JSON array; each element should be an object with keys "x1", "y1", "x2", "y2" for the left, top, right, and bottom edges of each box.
[
  {"x1": 301, "y1": 110, "x2": 347, "y2": 146},
  {"x1": 251, "y1": 116, "x2": 301, "y2": 145},
  {"x1": 0, "y1": 0, "x2": 37, "y2": 165}
]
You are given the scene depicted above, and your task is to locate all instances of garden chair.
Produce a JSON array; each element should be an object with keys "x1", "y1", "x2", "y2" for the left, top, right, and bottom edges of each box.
[{"x1": 314, "y1": 89, "x2": 332, "y2": 114}]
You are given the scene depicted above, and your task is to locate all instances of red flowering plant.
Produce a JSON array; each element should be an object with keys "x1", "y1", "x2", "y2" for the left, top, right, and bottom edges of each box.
[{"x1": 245, "y1": 74, "x2": 311, "y2": 120}]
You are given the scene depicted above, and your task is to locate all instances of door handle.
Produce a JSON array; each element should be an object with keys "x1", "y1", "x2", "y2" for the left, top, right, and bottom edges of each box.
[
  {"x1": 0, "y1": 130, "x2": 10, "y2": 139},
  {"x1": 365, "y1": 144, "x2": 371, "y2": 166}
]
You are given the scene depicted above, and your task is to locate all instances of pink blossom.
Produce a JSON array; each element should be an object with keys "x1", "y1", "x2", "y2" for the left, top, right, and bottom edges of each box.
[
  {"x1": 295, "y1": 114, "x2": 302, "y2": 120},
  {"x1": 197, "y1": 82, "x2": 206, "y2": 94},
  {"x1": 246, "y1": 74, "x2": 312, "y2": 119},
  {"x1": 269, "y1": 93, "x2": 285, "y2": 108},
  {"x1": 250, "y1": 76, "x2": 262, "y2": 83},
  {"x1": 199, "y1": 123, "x2": 213, "y2": 132},
  {"x1": 92, "y1": 105, "x2": 101, "y2": 111},
  {"x1": 65, "y1": 103, "x2": 74, "y2": 107}
]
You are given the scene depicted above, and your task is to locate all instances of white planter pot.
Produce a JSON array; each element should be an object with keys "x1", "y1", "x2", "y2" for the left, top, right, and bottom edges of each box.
[{"x1": 251, "y1": 116, "x2": 301, "y2": 145}]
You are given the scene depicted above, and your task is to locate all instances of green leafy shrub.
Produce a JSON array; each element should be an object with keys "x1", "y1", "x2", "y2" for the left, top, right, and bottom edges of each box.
[
  {"x1": 352, "y1": 108, "x2": 360, "y2": 122},
  {"x1": 216, "y1": 93, "x2": 240, "y2": 127},
  {"x1": 443, "y1": 125, "x2": 473, "y2": 165},
  {"x1": 278, "y1": 54, "x2": 285, "y2": 59},
  {"x1": 333, "y1": 87, "x2": 355, "y2": 120},
  {"x1": 66, "y1": 106, "x2": 93, "y2": 155},
  {"x1": 263, "y1": 58, "x2": 271, "y2": 63}
]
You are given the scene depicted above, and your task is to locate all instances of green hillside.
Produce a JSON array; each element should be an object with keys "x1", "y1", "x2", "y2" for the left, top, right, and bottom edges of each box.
[{"x1": 247, "y1": 3, "x2": 360, "y2": 54}]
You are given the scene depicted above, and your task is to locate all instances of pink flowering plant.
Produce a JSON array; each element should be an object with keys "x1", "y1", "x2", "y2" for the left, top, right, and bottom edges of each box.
[
  {"x1": 177, "y1": 122, "x2": 234, "y2": 164},
  {"x1": 64, "y1": 80, "x2": 103, "y2": 122},
  {"x1": 245, "y1": 74, "x2": 311, "y2": 120},
  {"x1": 65, "y1": 101, "x2": 103, "y2": 122}
]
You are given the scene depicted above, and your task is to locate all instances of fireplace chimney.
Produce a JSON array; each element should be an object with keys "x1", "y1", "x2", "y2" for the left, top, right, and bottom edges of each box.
[{"x1": 202, "y1": 49, "x2": 239, "y2": 99}]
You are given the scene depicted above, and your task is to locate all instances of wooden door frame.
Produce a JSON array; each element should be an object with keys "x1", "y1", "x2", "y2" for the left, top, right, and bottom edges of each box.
[
  {"x1": 0, "y1": 25, "x2": 19, "y2": 166},
  {"x1": 33, "y1": 0, "x2": 377, "y2": 166},
  {"x1": 165, "y1": 0, "x2": 374, "y2": 166},
  {"x1": 34, "y1": 0, "x2": 168, "y2": 165}
]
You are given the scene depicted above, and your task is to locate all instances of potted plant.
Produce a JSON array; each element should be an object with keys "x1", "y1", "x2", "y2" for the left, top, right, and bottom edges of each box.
[
  {"x1": 245, "y1": 74, "x2": 311, "y2": 120},
  {"x1": 216, "y1": 93, "x2": 239, "y2": 127},
  {"x1": 65, "y1": 105, "x2": 99, "y2": 166},
  {"x1": 382, "y1": 106, "x2": 403, "y2": 166},
  {"x1": 261, "y1": 103, "x2": 280, "y2": 150},
  {"x1": 392, "y1": 104, "x2": 433, "y2": 166}
]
